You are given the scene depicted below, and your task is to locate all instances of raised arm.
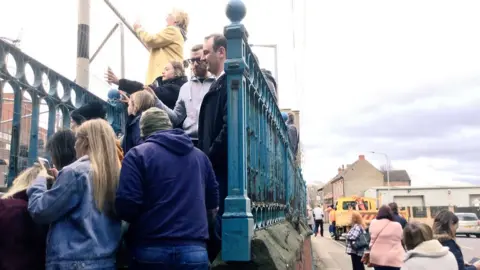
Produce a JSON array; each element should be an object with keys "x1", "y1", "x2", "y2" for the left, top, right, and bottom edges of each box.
[{"x1": 136, "y1": 26, "x2": 178, "y2": 49}]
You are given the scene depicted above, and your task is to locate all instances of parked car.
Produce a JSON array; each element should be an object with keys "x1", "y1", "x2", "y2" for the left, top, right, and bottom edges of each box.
[{"x1": 455, "y1": 212, "x2": 480, "y2": 238}]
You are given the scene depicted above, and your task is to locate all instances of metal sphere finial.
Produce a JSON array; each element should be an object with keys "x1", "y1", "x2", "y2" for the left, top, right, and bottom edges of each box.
[{"x1": 226, "y1": 0, "x2": 246, "y2": 23}]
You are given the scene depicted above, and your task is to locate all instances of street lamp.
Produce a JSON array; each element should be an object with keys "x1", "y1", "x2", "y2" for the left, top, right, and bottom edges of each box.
[
  {"x1": 249, "y1": 44, "x2": 279, "y2": 87},
  {"x1": 369, "y1": 151, "x2": 391, "y2": 197}
]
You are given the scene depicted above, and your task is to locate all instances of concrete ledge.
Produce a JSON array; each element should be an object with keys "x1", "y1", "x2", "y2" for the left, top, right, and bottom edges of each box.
[{"x1": 212, "y1": 221, "x2": 312, "y2": 270}]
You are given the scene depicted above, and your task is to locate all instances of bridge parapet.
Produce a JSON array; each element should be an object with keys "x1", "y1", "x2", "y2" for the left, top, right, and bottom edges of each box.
[
  {"x1": 0, "y1": 39, "x2": 125, "y2": 186},
  {"x1": 222, "y1": 0, "x2": 307, "y2": 262}
]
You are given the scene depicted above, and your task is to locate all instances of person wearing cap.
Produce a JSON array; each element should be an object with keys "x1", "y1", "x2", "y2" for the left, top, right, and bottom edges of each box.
[
  {"x1": 116, "y1": 107, "x2": 218, "y2": 269},
  {"x1": 70, "y1": 101, "x2": 124, "y2": 164}
]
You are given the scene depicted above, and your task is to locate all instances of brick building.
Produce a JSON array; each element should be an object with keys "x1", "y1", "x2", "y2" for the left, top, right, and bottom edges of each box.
[
  {"x1": 319, "y1": 154, "x2": 411, "y2": 215},
  {"x1": 0, "y1": 93, "x2": 50, "y2": 185}
]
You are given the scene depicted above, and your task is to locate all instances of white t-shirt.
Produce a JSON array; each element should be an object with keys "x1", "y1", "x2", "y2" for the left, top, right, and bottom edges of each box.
[{"x1": 313, "y1": 207, "x2": 324, "y2": 220}]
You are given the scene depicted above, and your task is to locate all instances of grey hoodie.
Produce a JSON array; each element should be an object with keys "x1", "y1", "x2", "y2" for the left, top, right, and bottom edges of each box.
[{"x1": 156, "y1": 76, "x2": 215, "y2": 139}]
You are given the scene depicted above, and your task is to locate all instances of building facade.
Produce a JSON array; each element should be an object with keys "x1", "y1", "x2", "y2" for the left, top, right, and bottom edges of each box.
[
  {"x1": 365, "y1": 186, "x2": 480, "y2": 208},
  {"x1": 0, "y1": 93, "x2": 50, "y2": 185},
  {"x1": 319, "y1": 154, "x2": 412, "y2": 210}
]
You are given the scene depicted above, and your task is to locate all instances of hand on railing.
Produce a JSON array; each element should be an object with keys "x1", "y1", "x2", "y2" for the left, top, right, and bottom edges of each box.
[{"x1": 105, "y1": 67, "x2": 119, "y2": 85}]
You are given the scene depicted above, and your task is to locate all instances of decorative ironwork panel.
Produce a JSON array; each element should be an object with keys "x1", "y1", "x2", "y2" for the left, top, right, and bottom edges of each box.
[{"x1": 0, "y1": 39, "x2": 124, "y2": 185}]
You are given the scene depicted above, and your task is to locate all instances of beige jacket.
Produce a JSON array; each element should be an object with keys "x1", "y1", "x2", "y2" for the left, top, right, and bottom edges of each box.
[
  {"x1": 136, "y1": 26, "x2": 185, "y2": 84},
  {"x1": 401, "y1": 239, "x2": 457, "y2": 270}
]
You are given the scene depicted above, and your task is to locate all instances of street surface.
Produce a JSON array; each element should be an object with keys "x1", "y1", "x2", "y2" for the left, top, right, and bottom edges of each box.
[
  {"x1": 457, "y1": 236, "x2": 480, "y2": 263},
  {"x1": 321, "y1": 225, "x2": 480, "y2": 266}
]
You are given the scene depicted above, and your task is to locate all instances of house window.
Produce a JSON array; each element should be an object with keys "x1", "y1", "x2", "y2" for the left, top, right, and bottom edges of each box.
[{"x1": 412, "y1": 206, "x2": 427, "y2": 218}]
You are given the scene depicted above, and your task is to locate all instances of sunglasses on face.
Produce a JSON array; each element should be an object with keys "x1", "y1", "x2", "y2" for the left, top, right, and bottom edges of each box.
[{"x1": 187, "y1": 57, "x2": 202, "y2": 64}]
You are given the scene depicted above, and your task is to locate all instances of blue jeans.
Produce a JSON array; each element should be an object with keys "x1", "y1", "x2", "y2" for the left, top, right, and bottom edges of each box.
[{"x1": 129, "y1": 245, "x2": 209, "y2": 270}]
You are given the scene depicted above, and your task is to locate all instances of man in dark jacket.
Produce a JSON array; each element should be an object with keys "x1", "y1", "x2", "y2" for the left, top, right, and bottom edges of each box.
[
  {"x1": 198, "y1": 33, "x2": 228, "y2": 262},
  {"x1": 116, "y1": 107, "x2": 218, "y2": 269},
  {"x1": 70, "y1": 101, "x2": 124, "y2": 163},
  {"x1": 389, "y1": 202, "x2": 407, "y2": 229}
]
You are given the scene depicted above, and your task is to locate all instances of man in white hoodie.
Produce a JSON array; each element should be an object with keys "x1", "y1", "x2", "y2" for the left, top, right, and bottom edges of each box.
[{"x1": 153, "y1": 44, "x2": 215, "y2": 147}]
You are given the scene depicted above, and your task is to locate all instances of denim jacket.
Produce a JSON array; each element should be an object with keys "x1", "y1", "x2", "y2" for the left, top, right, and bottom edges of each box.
[{"x1": 27, "y1": 156, "x2": 122, "y2": 269}]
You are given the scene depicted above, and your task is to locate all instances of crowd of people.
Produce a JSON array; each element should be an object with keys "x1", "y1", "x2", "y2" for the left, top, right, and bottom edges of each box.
[
  {"x1": 0, "y1": 7, "x2": 300, "y2": 270},
  {"x1": 312, "y1": 202, "x2": 480, "y2": 270}
]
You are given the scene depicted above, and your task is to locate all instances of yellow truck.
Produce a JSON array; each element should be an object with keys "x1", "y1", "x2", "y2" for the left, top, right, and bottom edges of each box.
[{"x1": 332, "y1": 196, "x2": 409, "y2": 236}]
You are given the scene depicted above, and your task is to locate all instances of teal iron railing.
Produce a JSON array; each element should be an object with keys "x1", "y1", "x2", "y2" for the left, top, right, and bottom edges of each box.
[
  {"x1": 222, "y1": 0, "x2": 307, "y2": 262},
  {"x1": 0, "y1": 38, "x2": 125, "y2": 186}
]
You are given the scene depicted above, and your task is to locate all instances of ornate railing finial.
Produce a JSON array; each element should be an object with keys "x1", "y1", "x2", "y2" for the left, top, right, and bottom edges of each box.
[{"x1": 226, "y1": 0, "x2": 246, "y2": 23}]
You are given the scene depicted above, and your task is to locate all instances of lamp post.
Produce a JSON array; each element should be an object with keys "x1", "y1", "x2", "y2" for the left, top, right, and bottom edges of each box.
[
  {"x1": 370, "y1": 151, "x2": 391, "y2": 198},
  {"x1": 249, "y1": 44, "x2": 279, "y2": 87}
]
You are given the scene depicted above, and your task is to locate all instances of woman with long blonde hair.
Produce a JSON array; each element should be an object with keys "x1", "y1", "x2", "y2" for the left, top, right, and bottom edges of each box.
[
  {"x1": 346, "y1": 211, "x2": 367, "y2": 270},
  {"x1": 0, "y1": 162, "x2": 48, "y2": 269},
  {"x1": 122, "y1": 90, "x2": 156, "y2": 154},
  {"x1": 133, "y1": 8, "x2": 189, "y2": 85},
  {"x1": 27, "y1": 119, "x2": 122, "y2": 269}
]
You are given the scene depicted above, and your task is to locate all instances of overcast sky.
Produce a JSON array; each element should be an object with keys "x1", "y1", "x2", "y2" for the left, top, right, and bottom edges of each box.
[{"x1": 1, "y1": 0, "x2": 480, "y2": 187}]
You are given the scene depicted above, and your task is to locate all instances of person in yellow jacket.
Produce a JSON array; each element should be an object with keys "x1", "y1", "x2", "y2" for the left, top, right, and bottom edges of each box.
[{"x1": 134, "y1": 9, "x2": 189, "y2": 85}]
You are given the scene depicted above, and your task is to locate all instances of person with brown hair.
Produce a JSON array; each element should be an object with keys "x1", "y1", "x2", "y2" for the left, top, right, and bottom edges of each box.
[
  {"x1": 367, "y1": 205, "x2": 404, "y2": 270},
  {"x1": 106, "y1": 60, "x2": 187, "y2": 110},
  {"x1": 122, "y1": 90, "x2": 156, "y2": 154},
  {"x1": 346, "y1": 211, "x2": 367, "y2": 270},
  {"x1": 27, "y1": 119, "x2": 122, "y2": 269},
  {"x1": 433, "y1": 210, "x2": 480, "y2": 270},
  {"x1": 388, "y1": 202, "x2": 407, "y2": 229},
  {"x1": 402, "y1": 221, "x2": 457, "y2": 270},
  {"x1": 134, "y1": 9, "x2": 189, "y2": 85}
]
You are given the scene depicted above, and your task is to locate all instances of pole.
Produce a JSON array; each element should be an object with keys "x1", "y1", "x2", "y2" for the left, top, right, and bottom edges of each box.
[
  {"x1": 385, "y1": 153, "x2": 390, "y2": 198},
  {"x1": 249, "y1": 44, "x2": 279, "y2": 101},
  {"x1": 76, "y1": 0, "x2": 91, "y2": 89},
  {"x1": 370, "y1": 151, "x2": 391, "y2": 199},
  {"x1": 120, "y1": 23, "x2": 126, "y2": 78},
  {"x1": 90, "y1": 23, "x2": 120, "y2": 64},
  {"x1": 103, "y1": 0, "x2": 148, "y2": 50}
]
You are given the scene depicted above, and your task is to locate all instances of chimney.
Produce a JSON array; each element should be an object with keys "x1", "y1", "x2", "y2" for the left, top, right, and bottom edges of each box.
[
  {"x1": 342, "y1": 164, "x2": 345, "y2": 171},
  {"x1": 337, "y1": 168, "x2": 342, "y2": 174},
  {"x1": 359, "y1": 155, "x2": 365, "y2": 160}
]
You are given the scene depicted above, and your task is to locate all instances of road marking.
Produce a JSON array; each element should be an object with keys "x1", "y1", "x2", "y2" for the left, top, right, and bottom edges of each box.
[{"x1": 460, "y1": 245, "x2": 474, "y2": 250}]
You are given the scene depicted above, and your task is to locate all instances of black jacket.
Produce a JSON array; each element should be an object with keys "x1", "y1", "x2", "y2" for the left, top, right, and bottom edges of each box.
[
  {"x1": 197, "y1": 74, "x2": 227, "y2": 177},
  {"x1": 436, "y1": 235, "x2": 476, "y2": 270},
  {"x1": 118, "y1": 76, "x2": 187, "y2": 109}
]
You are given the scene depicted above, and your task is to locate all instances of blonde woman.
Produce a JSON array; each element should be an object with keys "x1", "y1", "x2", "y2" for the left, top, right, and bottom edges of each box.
[
  {"x1": 346, "y1": 211, "x2": 367, "y2": 270},
  {"x1": 0, "y1": 163, "x2": 48, "y2": 270},
  {"x1": 134, "y1": 9, "x2": 189, "y2": 85},
  {"x1": 122, "y1": 90, "x2": 156, "y2": 154},
  {"x1": 27, "y1": 119, "x2": 122, "y2": 269}
]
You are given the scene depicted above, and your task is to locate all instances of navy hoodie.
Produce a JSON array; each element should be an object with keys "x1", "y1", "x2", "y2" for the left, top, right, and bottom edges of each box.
[{"x1": 115, "y1": 129, "x2": 219, "y2": 247}]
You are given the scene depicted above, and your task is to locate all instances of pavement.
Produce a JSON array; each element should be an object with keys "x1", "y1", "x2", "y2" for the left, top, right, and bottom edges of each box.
[
  {"x1": 457, "y1": 235, "x2": 480, "y2": 263},
  {"x1": 311, "y1": 234, "x2": 373, "y2": 270}
]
